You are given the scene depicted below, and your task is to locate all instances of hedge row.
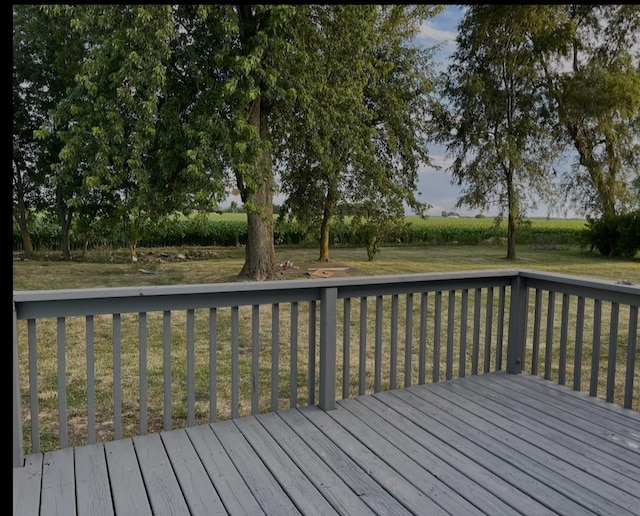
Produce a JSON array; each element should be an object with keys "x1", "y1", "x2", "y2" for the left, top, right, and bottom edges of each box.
[{"x1": 13, "y1": 216, "x2": 587, "y2": 252}]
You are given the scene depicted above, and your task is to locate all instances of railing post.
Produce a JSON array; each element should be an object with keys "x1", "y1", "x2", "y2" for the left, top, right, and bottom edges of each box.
[
  {"x1": 13, "y1": 300, "x2": 24, "y2": 467},
  {"x1": 319, "y1": 287, "x2": 337, "y2": 411},
  {"x1": 507, "y1": 274, "x2": 528, "y2": 374}
]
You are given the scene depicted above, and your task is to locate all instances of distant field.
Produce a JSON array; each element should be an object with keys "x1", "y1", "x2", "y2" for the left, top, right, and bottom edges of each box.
[
  {"x1": 15, "y1": 212, "x2": 590, "y2": 252},
  {"x1": 404, "y1": 216, "x2": 587, "y2": 230},
  {"x1": 209, "y1": 212, "x2": 588, "y2": 229}
]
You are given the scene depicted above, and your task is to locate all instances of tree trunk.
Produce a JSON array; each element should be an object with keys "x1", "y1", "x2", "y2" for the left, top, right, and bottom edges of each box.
[
  {"x1": 18, "y1": 224, "x2": 34, "y2": 255},
  {"x1": 506, "y1": 168, "x2": 517, "y2": 260},
  {"x1": 125, "y1": 213, "x2": 140, "y2": 261},
  {"x1": 318, "y1": 207, "x2": 332, "y2": 263},
  {"x1": 13, "y1": 165, "x2": 34, "y2": 255},
  {"x1": 237, "y1": 98, "x2": 278, "y2": 281},
  {"x1": 239, "y1": 203, "x2": 277, "y2": 281},
  {"x1": 570, "y1": 123, "x2": 618, "y2": 218},
  {"x1": 13, "y1": 208, "x2": 34, "y2": 255},
  {"x1": 507, "y1": 208, "x2": 517, "y2": 260},
  {"x1": 57, "y1": 186, "x2": 73, "y2": 260}
]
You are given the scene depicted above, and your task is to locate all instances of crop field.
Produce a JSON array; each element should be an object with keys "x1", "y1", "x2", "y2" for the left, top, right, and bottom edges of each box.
[
  {"x1": 14, "y1": 213, "x2": 590, "y2": 251},
  {"x1": 209, "y1": 212, "x2": 588, "y2": 230},
  {"x1": 405, "y1": 215, "x2": 586, "y2": 230}
]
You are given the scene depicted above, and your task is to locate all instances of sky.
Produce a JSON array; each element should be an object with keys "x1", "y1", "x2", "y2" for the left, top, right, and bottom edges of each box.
[{"x1": 414, "y1": 5, "x2": 471, "y2": 217}]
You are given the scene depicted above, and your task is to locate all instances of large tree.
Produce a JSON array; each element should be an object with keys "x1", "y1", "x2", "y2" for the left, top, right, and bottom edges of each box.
[
  {"x1": 13, "y1": 5, "x2": 84, "y2": 257},
  {"x1": 46, "y1": 5, "x2": 176, "y2": 260},
  {"x1": 274, "y1": 5, "x2": 378, "y2": 262},
  {"x1": 231, "y1": 5, "x2": 295, "y2": 280},
  {"x1": 536, "y1": 5, "x2": 640, "y2": 218},
  {"x1": 166, "y1": 5, "x2": 298, "y2": 280},
  {"x1": 12, "y1": 5, "x2": 41, "y2": 254},
  {"x1": 439, "y1": 5, "x2": 559, "y2": 259},
  {"x1": 276, "y1": 5, "x2": 439, "y2": 262}
]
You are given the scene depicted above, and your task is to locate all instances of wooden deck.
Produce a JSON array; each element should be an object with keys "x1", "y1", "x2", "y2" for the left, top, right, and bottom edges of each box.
[{"x1": 13, "y1": 372, "x2": 640, "y2": 516}]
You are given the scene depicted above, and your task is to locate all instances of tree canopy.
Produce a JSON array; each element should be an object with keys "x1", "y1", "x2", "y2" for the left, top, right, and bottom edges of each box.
[
  {"x1": 536, "y1": 5, "x2": 640, "y2": 218},
  {"x1": 13, "y1": 4, "x2": 640, "y2": 271},
  {"x1": 276, "y1": 5, "x2": 441, "y2": 262},
  {"x1": 439, "y1": 5, "x2": 559, "y2": 259},
  {"x1": 436, "y1": 4, "x2": 639, "y2": 259}
]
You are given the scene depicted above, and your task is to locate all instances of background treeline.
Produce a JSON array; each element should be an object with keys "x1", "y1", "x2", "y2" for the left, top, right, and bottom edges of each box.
[
  {"x1": 12, "y1": 214, "x2": 591, "y2": 252},
  {"x1": 13, "y1": 5, "x2": 640, "y2": 274}
]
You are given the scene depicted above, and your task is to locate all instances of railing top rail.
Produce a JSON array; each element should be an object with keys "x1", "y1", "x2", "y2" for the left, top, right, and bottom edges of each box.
[
  {"x1": 14, "y1": 268, "x2": 520, "y2": 302},
  {"x1": 519, "y1": 269, "x2": 640, "y2": 306},
  {"x1": 14, "y1": 268, "x2": 520, "y2": 319},
  {"x1": 13, "y1": 268, "x2": 639, "y2": 319}
]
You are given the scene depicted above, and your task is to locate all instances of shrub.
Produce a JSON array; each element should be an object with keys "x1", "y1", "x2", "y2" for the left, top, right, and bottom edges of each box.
[{"x1": 584, "y1": 211, "x2": 640, "y2": 258}]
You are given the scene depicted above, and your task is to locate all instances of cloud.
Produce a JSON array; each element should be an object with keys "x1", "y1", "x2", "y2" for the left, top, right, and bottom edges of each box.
[
  {"x1": 417, "y1": 21, "x2": 457, "y2": 47},
  {"x1": 415, "y1": 5, "x2": 464, "y2": 50}
]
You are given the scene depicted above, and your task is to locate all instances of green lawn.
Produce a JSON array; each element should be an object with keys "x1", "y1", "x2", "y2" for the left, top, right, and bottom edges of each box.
[{"x1": 13, "y1": 243, "x2": 639, "y2": 290}]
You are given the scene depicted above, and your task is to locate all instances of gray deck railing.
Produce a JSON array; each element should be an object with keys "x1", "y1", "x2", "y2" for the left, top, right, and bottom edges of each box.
[{"x1": 13, "y1": 269, "x2": 639, "y2": 468}]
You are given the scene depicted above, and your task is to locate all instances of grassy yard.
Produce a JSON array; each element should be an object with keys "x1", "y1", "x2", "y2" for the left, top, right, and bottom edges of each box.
[
  {"x1": 12, "y1": 243, "x2": 640, "y2": 290},
  {"x1": 13, "y1": 244, "x2": 639, "y2": 453}
]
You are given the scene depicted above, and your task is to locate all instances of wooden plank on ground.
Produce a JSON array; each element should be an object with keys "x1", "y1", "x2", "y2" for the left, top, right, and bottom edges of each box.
[
  {"x1": 104, "y1": 438, "x2": 152, "y2": 516},
  {"x1": 74, "y1": 443, "x2": 114, "y2": 516},
  {"x1": 133, "y1": 433, "x2": 190, "y2": 516},
  {"x1": 210, "y1": 419, "x2": 300, "y2": 515},
  {"x1": 234, "y1": 416, "x2": 340, "y2": 514},
  {"x1": 160, "y1": 428, "x2": 227, "y2": 516},
  {"x1": 341, "y1": 396, "x2": 554, "y2": 516},
  {"x1": 257, "y1": 411, "x2": 376, "y2": 515},
  {"x1": 186, "y1": 423, "x2": 265, "y2": 515},
  {"x1": 40, "y1": 447, "x2": 76, "y2": 516},
  {"x1": 277, "y1": 408, "x2": 413, "y2": 515},
  {"x1": 13, "y1": 454, "x2": 43, "y2": 516},
  {"x1": 298, "y1": 405, "x2": 448, "y2": 515}
]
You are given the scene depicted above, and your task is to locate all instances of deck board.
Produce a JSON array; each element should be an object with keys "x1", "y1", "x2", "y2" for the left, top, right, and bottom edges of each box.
[
  {"x1": 340, "y1": 395, "x2": 554, "y2": 516},
  {"x1": 276, "y1": 407, "x2": 413, "y2": 515},
  {"x1": 480, "y1": 374, "x2": 640, "y2": 447},
  {"x1": 104, "y1": 437, "x2": 153, "y2": 516},
  {"x1": 133, "y1": 433, "x2": 191, "y2": 516},
  {"x1": 13, "y1": 372, "x2": 640, "y2": 516},
  {"x1": 324, "y1": 398, "x2": 486, "y2": 515},
  {"x1": 40, "y1": 447, "x2": 76, "y2": 516},
  {"x1": 185, "y1": 423, "x2": 264, "y2": 515},
  {"x1": 233, "y1": 416, "x2": 340, "y2": 515},
  {"x1": 464, "y1": 374, "x2": 640, "y2": 464},
  {"x1": 423, "y1": 379, "x2": 640, "y2": 514},
  {"x1": 74, "y1": 443, "x2": 114, "y2": 516},
  {"x1": 255, "y1": 411, "x2": 376, "y2": 515},
  {"x1": 159, "y1": 428, "x2": 227, "y2": 516},
  {"x1": 210, "y1": 419, "x2": 301, "y2": 515},
  {"x1": 13, "y1": 453, "x2": 42, "y2": 516},
  {"x1": 502, "y1": 373, "x2": 640, "y2": 424},
  {"x1": 441, "y1": 377, "x2": 640, "y2": 495},
  {"x1": 300, "y1": 404, "x2": 448, "y2": 515},
  {"x1": 383, "y1": 387, "x2": 599, "y2": 515}
]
